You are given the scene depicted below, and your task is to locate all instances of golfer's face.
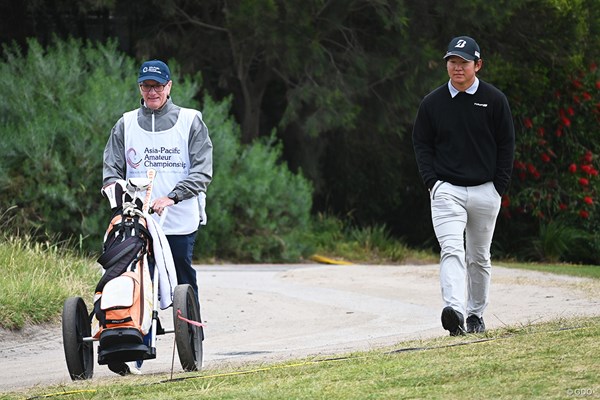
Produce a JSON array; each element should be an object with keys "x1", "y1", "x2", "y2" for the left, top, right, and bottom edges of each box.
[
  {"x1": 139, "y1": 79, "x2": 172, "y2": 110},
  {"x1": 446, "y1": 56, "x2": 481, "y2": 91}
]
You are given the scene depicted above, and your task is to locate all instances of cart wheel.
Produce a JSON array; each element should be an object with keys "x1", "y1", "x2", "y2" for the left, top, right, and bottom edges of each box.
[
  {"x1": 62, "y1": 297, "x2": 94, "y2": 380},
  {"x1": 173, "y1": 284, "x2": 203, "y2": 371}
]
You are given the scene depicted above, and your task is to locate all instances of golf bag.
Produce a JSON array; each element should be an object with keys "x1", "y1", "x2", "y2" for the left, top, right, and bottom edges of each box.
[{"x1": 91, "y1": 179, "x2": 155, "y2": 363}]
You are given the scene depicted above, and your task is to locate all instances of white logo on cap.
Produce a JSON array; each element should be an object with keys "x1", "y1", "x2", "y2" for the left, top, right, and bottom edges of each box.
[
  {"x1": 142, "y1": 66, "x2": 162, "y2": 75},
  {"x1": 455, "y1": 40, "x2": 467, "y2": 48}
]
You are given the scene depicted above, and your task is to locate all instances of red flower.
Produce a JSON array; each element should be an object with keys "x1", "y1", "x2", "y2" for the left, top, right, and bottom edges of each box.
[
  {"x1": 568, "y1": 163, "x2": 577, "y2": 173},
  {"x1": 582, "y1": 165, "x2": 599, "y2": 176},
  {"x1": 579, "y1": 177, "x2": 590, "y2": 186},
  {"x1": 584, "y1": 196, "x2": 593, "y2": 205},
  {"x1": 581, "y1": 164, "x2": 592, "y2": 174},
  {"x1": 567, "y1": 107, "x2": 575, "y2": 116},
  {"x1": 596, "y1": 81, "x2": 600, "y2": 90},
  {"x1": 559, "y1": 203, "x2": 568, "y2": 210},
  {"x1": 583, "y1": 151, "x2": 593, "y2": 163},
  {"x1": 555, "y1": 127, "x2": 563, "y2": 137},
  {"x1": 583, "y1": 92, "x2": 592, "y2": 101},
  {"x1": 561, "y1": 116, "x2": 571, "y2": 127},
  {"x1": 573, "y1": 95, "x2": 581, "y2": 104},
  {"x1": 540, "y1": 153, "x2": 551, "y2": 163},
  {"x1": 523, "y1": 118, "x2": 533, "y2": 129},
  {"x1": 536, "y1": 127, "x2": 545, "y2": 137},
  {"x1": 579, "y1": 210, "x2": 589, "y2": 219},
  {"x1": 501, "y1": 195, "x2": 510, "y2": 208},
  {"x1": 572, "y1": 79, "x2": 583, "y2": 88}
]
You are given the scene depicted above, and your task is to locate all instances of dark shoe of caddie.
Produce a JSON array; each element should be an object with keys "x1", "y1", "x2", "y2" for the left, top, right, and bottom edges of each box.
[
  {"x1": 108, "y1": 362, "x2": 131, "y2": 376},
  {"x1": 466, "y1": 315, "x2": 486, "y2": 333},
  {"x1": 441, "y1": 306, "x2": 466, "y2": 336}
]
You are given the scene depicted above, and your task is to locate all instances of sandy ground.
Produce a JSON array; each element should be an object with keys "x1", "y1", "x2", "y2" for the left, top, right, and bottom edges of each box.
[{"x1": 1, "y1": 263, "x2": 599, "y2": 394}]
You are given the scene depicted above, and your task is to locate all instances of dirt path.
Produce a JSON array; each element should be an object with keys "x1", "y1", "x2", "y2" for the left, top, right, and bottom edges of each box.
[{"x1": 1, "y1": 263, "x2": 599, "y2": 394}]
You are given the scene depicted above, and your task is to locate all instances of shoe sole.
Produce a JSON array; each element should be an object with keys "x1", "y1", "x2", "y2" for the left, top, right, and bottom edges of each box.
[{"x1": 441, "y1": 306, "x2": 465, "y2": 336}]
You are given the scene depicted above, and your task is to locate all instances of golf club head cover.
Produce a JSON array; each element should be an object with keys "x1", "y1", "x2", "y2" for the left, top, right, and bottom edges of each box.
[{"x1": 101, "y1": 180, "x2": 127, "y2": 210}]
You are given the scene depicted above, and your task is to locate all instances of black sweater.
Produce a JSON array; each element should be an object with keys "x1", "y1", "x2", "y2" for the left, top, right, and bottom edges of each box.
[{"x1": 412, "y1": 80, "x2": 515, "y2": 195}]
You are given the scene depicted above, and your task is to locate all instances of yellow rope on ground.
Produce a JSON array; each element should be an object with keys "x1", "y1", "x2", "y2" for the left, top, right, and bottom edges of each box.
[
  {"x1": 27, "y1": 389, "x2": 97, "y2": 398},
  {"x1": 309, "y1": 254, "x2": 354, "y2": 265}
]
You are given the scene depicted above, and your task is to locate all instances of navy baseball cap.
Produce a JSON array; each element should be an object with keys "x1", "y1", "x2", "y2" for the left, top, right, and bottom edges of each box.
[
  {"x1": 137, "y1": 60, "x2": 171, "y2": 84},
  {"x1": 444, "y1": 36, "x2": 481, "y2": 61}
]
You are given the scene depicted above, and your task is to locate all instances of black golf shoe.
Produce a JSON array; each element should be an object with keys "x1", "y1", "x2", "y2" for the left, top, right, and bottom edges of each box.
[
  {"x1": 441, "y1": 306, "x2": 466, "y2": 336},
  {"x1": 108, "y1": 362, "x2": 131, "y2": 376},
  {"x1": 466, "y1": 315, "x2": 486, "y2": 333}
]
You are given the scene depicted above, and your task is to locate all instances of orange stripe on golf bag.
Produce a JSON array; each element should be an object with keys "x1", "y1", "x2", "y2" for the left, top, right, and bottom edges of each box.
[{"x1": 102, "y1": 270, "x2": 144, "y2": 330}]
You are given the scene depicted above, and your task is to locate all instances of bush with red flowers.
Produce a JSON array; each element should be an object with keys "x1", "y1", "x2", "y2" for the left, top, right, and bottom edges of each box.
[{"x1": 503, "y1": 62, "x2": 599, "y2": 262}]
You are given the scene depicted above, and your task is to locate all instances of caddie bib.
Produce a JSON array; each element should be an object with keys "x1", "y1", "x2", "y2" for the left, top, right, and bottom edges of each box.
[{"x1": 123, "y1": 108, "x2": 201, "y2": 235}]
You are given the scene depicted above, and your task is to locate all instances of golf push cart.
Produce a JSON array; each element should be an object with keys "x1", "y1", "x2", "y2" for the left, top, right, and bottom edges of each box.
[{"x1": 61, "y1": 171, "x2": 203, "y2": 380}]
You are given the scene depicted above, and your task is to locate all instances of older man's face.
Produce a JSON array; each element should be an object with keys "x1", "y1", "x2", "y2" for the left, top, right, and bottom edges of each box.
[{"x1": 139, "y1": 79, "x2": 172, "y2": 110}]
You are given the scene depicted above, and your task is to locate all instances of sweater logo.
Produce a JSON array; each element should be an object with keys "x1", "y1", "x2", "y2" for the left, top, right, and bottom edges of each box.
[{"x1": 474, "y1": 102, "x2": 488, "y2": 107}]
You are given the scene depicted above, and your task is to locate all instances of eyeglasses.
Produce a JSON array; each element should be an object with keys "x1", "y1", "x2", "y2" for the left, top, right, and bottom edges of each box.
[{"x1": 139, "y1": 83, "x2": 167, "y2": 93}]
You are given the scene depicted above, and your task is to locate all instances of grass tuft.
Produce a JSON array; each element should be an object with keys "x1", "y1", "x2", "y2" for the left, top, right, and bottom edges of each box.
[{"x1": 0, "y1": 236, "x2": 99, "y2": 329}]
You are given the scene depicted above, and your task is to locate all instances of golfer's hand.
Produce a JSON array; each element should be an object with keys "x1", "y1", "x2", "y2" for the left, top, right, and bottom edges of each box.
[{"x1": 151, "y1": 196, "x2": 175, "y2": 216}]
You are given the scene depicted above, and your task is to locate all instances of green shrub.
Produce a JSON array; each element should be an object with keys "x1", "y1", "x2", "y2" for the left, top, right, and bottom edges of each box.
[
  {"x1": 199, "y1": 95, "x2": 314, "y2": 261},
  {"x1": 504, "y1": 62, "x2": 600, "y2": 263},
  {"x1": 0, "y1": 38, "x2": 138, "y2": 247},
  {"x1": 308, "y1": 214, "x2": 429, "y2": 264},
  {"x1": 527, "y1": 221, "x2": 592, "y2": 263}
]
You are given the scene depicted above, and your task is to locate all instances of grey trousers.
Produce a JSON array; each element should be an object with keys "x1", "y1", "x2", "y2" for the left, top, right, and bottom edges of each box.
[{"x1": 430, "y1": 181, "x2": 501, "y2": 319}]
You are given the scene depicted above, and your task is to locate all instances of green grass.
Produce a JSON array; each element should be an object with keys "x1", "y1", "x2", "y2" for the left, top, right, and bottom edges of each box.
[
  {"x1": 0, "y1": 236, "x2": 99, "y2": 329},
  {"x1": 8, "y1": 317, "x2": 600, "y2": 400},
  {"x1": 498, "y1": 261, "x2": 600, "y2": 279}
]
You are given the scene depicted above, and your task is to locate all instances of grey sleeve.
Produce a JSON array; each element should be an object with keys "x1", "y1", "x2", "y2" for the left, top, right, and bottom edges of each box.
[
  {"x1": 102, "y1": 117, "x2": 126, "y2": 187},
  {"x1": 172, "y1": 113, "x2": 213, "y2": 200}
]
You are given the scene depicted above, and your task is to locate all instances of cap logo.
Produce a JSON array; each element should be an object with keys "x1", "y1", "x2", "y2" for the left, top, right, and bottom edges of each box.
[
  {"x1": 455, "y1": 40, "x2": 467, "y2": 48},
  {"x1": 142, "y1": 66, "x2": 163, "y2": 75}
]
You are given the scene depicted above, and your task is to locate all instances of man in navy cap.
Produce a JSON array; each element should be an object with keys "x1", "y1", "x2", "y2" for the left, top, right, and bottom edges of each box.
[
  {"x1": 102, "y1": 60, "x2": 213, "y2": 373},
  {"x1": 412, "y1": 37, "x2": 515, "y2": 336}
]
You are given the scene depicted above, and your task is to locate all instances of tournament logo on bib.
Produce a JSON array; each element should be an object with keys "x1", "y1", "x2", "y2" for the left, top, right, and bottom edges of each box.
[{"x1": 126, "y1": 148, "x2": 142, "y2": 169}]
